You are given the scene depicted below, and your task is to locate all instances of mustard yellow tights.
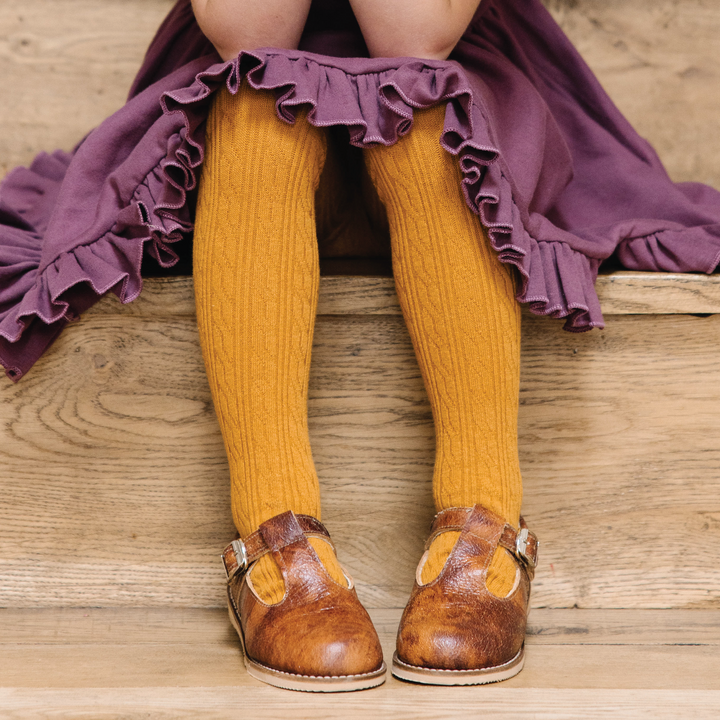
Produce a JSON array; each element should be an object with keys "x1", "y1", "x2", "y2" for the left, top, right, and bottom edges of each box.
[
  {"x1": 195, "y1": 87, "x2": 523, "y2": 602},
  {"x1": 194, "y1": 84, "x2": 347, "y2": 604},
  {"x1": 364, "y1": 106, "x2": 523, "y2": 597}
]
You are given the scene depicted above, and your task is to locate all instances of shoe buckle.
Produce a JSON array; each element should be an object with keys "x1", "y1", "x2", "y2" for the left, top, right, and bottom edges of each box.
[
  {"x1": 514, "y1": 528, "x2": 537, "y2": 569},
  {"x1": 224, "y1": 539, "x2": 249, "y2": 580}
]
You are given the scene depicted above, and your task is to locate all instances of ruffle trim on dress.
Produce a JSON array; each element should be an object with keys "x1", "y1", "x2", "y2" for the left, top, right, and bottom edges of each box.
[
  {"x1": 443, "y1": 101, "x2": 604, "y2": 331},
  {"x1": 615, "y1": 225, "x2": 720, "y2": 276},
  {"x1": 164, "y1": 49, "x2": 606, "y2": 331},
  {"x1": 1, "y1": 49, "x2": 603, "y2": 382},
  {"x1": 0, "y1": 144, "x2": 191, "y2": 381}
]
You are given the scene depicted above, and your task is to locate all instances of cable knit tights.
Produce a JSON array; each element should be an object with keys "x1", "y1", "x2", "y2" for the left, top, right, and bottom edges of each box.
[
  {"x1": 194, "y1": 84, "x2": 347, "y2": 604},
  {"x1": 194, "y1": 87, "x2": 523, "y2": 603},
  {"x1": 363, "y1": 105, "x2": 523, "y2": 596}
]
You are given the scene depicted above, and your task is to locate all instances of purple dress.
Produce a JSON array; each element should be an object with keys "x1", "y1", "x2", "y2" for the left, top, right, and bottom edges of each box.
[{"x1": 2, "y1": 0, "x2": 720, "y2": 382}]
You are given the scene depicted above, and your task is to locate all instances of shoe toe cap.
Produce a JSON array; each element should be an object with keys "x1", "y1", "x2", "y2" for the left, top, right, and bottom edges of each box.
[
  {"x1": 396, "y1": 594, "x2": 526, "y2": 671},
  {"x1": 247, "y1": 604, "x2": 384, "y2": 678}
]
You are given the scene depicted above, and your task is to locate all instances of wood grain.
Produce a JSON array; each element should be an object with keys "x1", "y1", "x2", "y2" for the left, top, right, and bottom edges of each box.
[
  {"x1": 1, "y1": 689, "x2": 718, "y2": 720},
  {"x1": 0, "y1": 0, "x2": 174, "y2": 177},
  {"x1": 2, "y1": 641, "x2": 718, "y2": 690},
  {"x1": 595, "y1": 272, "x2": 720, "y2": 315},
  {"x1": 3, "y1": 0, "x2": 720, "y2": 611},
  {"x1": 0, "y1": 609, "x2": 718, "y2": 719},
  {"x1": 2, "y1": 277, "x2": 720, "y2": 609}
]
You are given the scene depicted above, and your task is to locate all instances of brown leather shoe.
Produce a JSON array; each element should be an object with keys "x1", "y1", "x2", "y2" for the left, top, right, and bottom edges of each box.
[
  {"x1": 222, "y1": 510, "x2": 386, "y2": 692},
  {"x1": 392, "y1": 504, "x2": 539, "y2": 685}
]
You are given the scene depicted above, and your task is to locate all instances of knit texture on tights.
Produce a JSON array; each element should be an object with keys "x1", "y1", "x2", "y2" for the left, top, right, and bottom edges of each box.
[
  {"x1": 193, "y1": 84, "x2": 347, "y2": 604},
  {"x1": 364, "y1": 105, "x2": 523, "y2": 597}
]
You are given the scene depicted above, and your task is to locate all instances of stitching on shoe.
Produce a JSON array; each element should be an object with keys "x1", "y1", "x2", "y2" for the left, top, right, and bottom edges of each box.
[
  {"x1": 394, "y1": 647, "x2": 523, "y2": 674},
  {"x1": 228, "y1": 585, "x2": 245, "y2": 625},
  {"x1": 248, "y1": 657, "x2": 387, "y2": 680}
]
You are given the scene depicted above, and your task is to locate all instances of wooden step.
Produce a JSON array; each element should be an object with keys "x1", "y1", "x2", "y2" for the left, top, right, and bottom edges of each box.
[
  {"x1": 3, "y1": 4, "x2": 720, "y2": 714},
  {"x1": 2, "y1": 273, "x2": 720, "y2": 610},
  {"x1": 1, "y1": 607, "x2": 718, "y2": 718}
]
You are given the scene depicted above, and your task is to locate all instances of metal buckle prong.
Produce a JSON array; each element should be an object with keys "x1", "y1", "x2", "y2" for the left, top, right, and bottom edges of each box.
[
  {"x1": 223, "y1": 539, "x2": 249, "y2": 580},
  {"x1": 232, "y1": 539, "x2": 248, "y2": 572},
  {"x1": 515, "y1": 528, "x2": 536, "y2": 569}
]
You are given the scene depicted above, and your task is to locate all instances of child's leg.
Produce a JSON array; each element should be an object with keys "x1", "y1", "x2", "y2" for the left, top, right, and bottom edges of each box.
[
  {"x1": 193, "y1": 84, "x2": 346, "y2": 604},
  {"x1": 364, "y1": 105, "x2": 522, "y2": 597}
]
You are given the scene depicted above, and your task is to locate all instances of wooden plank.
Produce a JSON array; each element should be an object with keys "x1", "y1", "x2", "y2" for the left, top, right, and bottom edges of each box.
[
  {"x1": 595, "y1": 272, "x2": 720, "y2": 315},
  {"x1": 0, "y1": 0, "x2": 174, "y2": 177},
  {"x1": 1, "y1": 688, "x2": 717, "y2": 720},
  {"x1": 90, "y1": 277, "x2": 199, "y2": 318},
  {"x1": 91, "y1": 272, "x2": 720, "y2": 319},
  {"x1": 526, "y1": 608, "x2": 720, "y2": 646},
  {"x1": 520, "y1": 313, "x2": 720, "y2": 609},
  {"x1": 2, "y1": 306, "x2": 720, "y2": 609},
  {"x1": 317, "y1": 276, "x2": 401, "y2": 316},
  {"x1": 1, "y1": 645, "x2": 243, "y2": 689},
  {"x1": 91, "y1": 275, "x2": 401, "y2": 319},
  {"x1": 0, "y1": 609, "x2": 718, "y2": 718},
  {"x1": 2, "y1": 607, "x2": 718, "y2": 646},
  {"x1": 2, "y1": 636, "x2": 718, "y2": 690},
  {"x1": 0, "y1": 608, "x2": 718, "y2": 686}
]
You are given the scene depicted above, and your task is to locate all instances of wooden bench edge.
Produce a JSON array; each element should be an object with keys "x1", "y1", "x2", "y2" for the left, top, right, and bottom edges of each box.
[{"x1": 84, "y1": 272, "x2": 720, "y2": 319}]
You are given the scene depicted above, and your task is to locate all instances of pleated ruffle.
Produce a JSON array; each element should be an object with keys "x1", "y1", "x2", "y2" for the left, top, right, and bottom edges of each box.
[
  {"x1": 0, "y1": 49, "x2": 604, "y2": 381},
  {"x1": 168, "y1": 50, "x2": 607, "y2": 330},
  {"x1": 0, "y1": 144, "x2": 191, "y2": 380}
]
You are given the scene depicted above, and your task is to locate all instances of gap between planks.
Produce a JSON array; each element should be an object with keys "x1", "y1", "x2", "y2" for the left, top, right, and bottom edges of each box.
[
  {"x1": 1, "y1": 689, "x2": 718, "y2": 720},
  {"x1": 1, "y1": 608, "x2": 719, "y2": 646},
  {"x1": 89, "y1": 273, "x2": 720, "y2": 319}
]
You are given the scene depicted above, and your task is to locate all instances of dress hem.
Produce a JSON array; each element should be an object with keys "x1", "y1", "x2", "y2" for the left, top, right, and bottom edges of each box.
[{"x1": 1, "y1": 49, "x2": 615, "y2": 380}]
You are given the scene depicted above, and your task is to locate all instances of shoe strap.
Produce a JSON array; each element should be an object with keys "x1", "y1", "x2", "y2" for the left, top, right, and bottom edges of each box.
[
  {"x1": 222, "y1": 512, "x2": 332, "y2": 581},
  {"x1": 428, "y1": 506, "x2": 539, "y2": 577}
]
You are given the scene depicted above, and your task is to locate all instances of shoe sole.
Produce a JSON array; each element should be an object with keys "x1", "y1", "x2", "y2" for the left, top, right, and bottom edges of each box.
[
  {"x1": 391, "y1": 646, "x2": 525, "y2": 686},
  {"x1": 227, "y1": 595, "x2": 387, "y2": 692}
]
